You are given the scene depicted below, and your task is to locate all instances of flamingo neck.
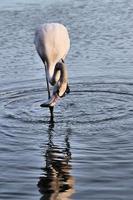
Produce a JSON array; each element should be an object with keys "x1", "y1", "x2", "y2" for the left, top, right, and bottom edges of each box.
[{"x1": 51, "y1": 62, "x2": 68, "y2": 97}]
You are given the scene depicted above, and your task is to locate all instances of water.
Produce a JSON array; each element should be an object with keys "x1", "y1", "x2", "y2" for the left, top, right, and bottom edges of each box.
[{"x1": 1, "y1": 0, "x2": 133, "y2": 199}]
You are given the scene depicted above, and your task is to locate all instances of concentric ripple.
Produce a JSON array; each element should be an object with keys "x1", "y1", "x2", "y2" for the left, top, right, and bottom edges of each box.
[{"x1": 1, "y1": 81, "x2": 133, "y2": 127}]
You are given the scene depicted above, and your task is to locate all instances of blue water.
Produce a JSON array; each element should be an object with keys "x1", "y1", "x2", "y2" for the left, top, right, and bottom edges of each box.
[{"x1": 1, "y1": 0, "x2": 133, "y2": 199}]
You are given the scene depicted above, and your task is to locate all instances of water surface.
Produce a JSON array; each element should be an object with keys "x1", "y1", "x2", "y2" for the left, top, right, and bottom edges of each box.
[{"x1": 1, "y1": 0, "x2": 133, "y2": 199}]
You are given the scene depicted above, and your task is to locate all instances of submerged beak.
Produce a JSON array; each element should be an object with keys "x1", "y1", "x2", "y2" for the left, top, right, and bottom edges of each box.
[{"x1": 40, "y1": 84, "x2": 70, "y2": 108}]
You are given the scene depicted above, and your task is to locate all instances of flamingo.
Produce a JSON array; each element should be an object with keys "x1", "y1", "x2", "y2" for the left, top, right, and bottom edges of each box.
[{"x1": 34, "y1": 23, "x2": 70, "y2": 108}]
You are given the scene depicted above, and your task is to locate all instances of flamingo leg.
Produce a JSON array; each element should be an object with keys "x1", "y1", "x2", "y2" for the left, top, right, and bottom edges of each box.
[
  {"x1": 42, "y1": 62, "x2": 54, "y2": 121},
  {"x1": 44, "y1": 62, "x2": 51, "y2": 99}
]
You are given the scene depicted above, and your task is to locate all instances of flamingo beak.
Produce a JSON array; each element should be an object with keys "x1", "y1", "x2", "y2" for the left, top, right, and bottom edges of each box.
[
  {"x1": 40, "y1": 83, "x2": 70, "y2": 108},
  {"x1": 40, "y1": 94, "x2": 60, "y2": 108}
]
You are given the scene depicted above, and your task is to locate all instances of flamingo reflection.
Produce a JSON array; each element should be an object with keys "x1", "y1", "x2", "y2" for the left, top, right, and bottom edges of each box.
[{"x1": 38, "y1": 124, "x2": 75, "y2": 200}]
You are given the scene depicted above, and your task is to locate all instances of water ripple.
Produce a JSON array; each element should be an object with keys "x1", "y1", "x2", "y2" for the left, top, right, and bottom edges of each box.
[{"x1": 1, "y1": 80, "x2": 133, "y2": 128}]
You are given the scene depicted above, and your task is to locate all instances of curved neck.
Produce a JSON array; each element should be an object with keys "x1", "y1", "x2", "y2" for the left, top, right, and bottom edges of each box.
[
  {"x1": 56, "y1": 62, "x2": 68, "y2": 83},
  {"x1": 51, "y1": 62, "x2": 68, "y2": 97}
]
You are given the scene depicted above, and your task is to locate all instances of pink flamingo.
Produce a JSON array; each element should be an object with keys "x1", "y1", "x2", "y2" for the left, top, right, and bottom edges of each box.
[{"x1": 34, "y1": 23, "x2": 70, "y2": 110}]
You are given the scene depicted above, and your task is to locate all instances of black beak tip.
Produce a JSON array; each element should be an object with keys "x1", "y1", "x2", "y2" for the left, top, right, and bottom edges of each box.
[{"x1": 40, "y1": 103, "x2": 49, "y2": 107}]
